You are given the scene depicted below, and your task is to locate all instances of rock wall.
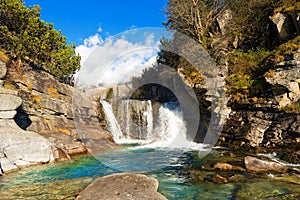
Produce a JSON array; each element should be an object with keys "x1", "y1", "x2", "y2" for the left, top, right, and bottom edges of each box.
[
  {"x1": 218, "y1": 50, "x2": 300, "y2": 157},
  {"x1": 0, "y1": 60, "x2": 118, "y2": 174}
]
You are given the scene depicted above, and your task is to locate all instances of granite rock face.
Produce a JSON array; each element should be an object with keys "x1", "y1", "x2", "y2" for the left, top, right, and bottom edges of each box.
[
  {"x1": 271, "y1": 12, "x2": 300, "y2": 41},
  {"x1": 244, "y1": 156, "x2": 287, "y2": 172},
  {"x1": 265, "y1": 50, "x2": 300, "y2": 107},
  {"x1": 0, "y1": 94, "x2": 22, "y2": 111},
  {"x1": 218, "y1": 50, "x2": 300, "y2": 152},
  {"x1": 76, "y1": 173, "x2": 167, "y2": 200},
  {"x1": 0, "y1": 59, "x2": 119, "y2": 172},
  {"x1": 0, "y1": 127, "x2": 53, "y2": 173}
]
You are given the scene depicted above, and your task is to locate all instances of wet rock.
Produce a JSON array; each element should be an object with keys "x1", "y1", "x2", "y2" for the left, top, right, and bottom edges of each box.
[
  {"x1": 42, "y1": 131, "x2": 87, "y2": 158},
  {"x1": 52, "y1": 148, "x2": 70, "y2": 161},
  {"x1": 77, "y1": 124, "x2": 120, "y2": 153},
  {"x1": 274, "y1": 175, "x2": 300, "y2": 185},
  {"x1": 76, "y1": 172, "x2": 167, "y2": 200},
  {"x1": 213, "y1": 162, "x2": 245, "y2": 172},
  {"x1": 229, "y1": 174, "x2": 246, "y2": 182},
  {"x1": 212, "y1": 174, "x2": 228, "y2": 184},
  {"x1": 244, "y1": 156, "x2": 287, "y2": 173},
  {"x1": 0, "y1": 94, "x2": 22, "y2": 111}
]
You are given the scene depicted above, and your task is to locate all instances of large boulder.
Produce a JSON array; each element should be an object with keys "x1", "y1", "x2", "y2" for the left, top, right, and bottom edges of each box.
[
  {"x1": 244, "y1": 156, "x2": 287, "y2": 173},
  {"x1": 76, "y1": 173, "x2": 167, "y2": 200},
  {"x1": 0, "y1": 127, "x2": 53, "y2": 173},
  {"x1": 271, "y1": 12, "x2": 297, "y2": 41}
]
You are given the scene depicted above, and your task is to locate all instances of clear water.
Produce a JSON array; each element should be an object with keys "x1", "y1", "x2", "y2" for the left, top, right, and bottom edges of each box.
[
  {"x1": 1, "y1": 148, "x2": 300, "y2": 199},
  {"x1": 1, "y1": 101, "x2": 299, "y2": 199}
]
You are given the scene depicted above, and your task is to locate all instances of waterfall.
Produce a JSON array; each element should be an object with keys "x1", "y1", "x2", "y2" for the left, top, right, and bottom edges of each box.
[
  {"x1": 100, "y1": 100, "x2": 202, "y2": 149},
  {"x1": 111, "y1": 100, "x2": 153, "y2": 140},
  {"x1": 149, "y1": 102, "x2": 188, "y2": 148},
  {"x1": 99, "y1": 100, "x2": 123, "y2": 142}
]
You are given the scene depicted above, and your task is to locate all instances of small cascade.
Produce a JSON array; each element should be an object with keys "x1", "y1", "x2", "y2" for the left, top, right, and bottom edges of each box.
[
  {"x1": 149, "y1": 102, "x2": 188, "y2": 148},
  {"x1": 99, "y1": 100, "x2": 123, "y2": 142},
  {"x1": 144, "y1": 100, "x2": 153, "y2": 138}
]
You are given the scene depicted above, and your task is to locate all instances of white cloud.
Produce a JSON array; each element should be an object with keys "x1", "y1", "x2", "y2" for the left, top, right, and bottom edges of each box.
[
  {"x1": 97, "y1": 25, "x2": 103, "y2": 33},
  {"x1": 75, "y1": 28, "x2": 167, "y2": 86},
  {"x1": 75, "y1": 33, "x2": 104, "y2": 64}
]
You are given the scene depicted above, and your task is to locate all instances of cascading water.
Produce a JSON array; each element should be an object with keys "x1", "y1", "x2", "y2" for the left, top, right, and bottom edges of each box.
[
  {"x1": 99, "y1": 100, "x2": 123, "y2": 142},
  {"x1": 100, "y1": 99, "x2": 202, "y2": 149}
]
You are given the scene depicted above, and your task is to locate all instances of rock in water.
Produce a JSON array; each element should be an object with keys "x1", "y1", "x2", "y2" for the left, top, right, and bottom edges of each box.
[
  {"x1": 0, "y1": 127, "x2": 53, "y2": 173},
  {"x1": 244, "y1": 156, "x2": 287, "y2": 173},
  {"x1": 76, "y1": 172, "x2": 167, "y2": 200}
]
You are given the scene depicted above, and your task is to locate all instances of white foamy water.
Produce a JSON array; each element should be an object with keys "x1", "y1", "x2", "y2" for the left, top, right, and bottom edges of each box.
[
  {"x1": 100, "y1": 100, "x2": 207, "y2": 150},
  {"x1": 100, "y1": 100, "x2": 123, "y2": 142}
]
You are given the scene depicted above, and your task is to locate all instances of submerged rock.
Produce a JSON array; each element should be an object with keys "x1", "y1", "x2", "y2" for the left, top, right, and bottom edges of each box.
[
  {"x1": 76, "y1": 172, "x2": 167, "y2": 200},
  {"x1": 211, "y1": 174, "x2": 228, "y2": 184},
  {"x1": 0, "y1": 177, "x2": 92, "y2": 200},
  {"x1": 213, "y1": 162, "x2": 245, "y2": 172}
]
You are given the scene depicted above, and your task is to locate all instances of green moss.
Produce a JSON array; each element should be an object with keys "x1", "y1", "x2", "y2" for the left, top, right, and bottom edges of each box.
[{"x1": 106, "y1": 88, "x2": 114, "y2": 99}]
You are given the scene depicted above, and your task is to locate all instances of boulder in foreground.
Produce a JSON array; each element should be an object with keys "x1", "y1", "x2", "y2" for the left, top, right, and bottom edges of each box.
[{"x1": 76, "y1": 172, "x2": 167, "y2": 200}]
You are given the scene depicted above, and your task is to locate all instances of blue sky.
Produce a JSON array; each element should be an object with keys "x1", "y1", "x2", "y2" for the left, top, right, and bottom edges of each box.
[
  {"x1": 25, "y1": 0, "x2": 168, "y2": 45},
  {"x1": 24, "y1": 1, "x2": 170, "y2": 86}
]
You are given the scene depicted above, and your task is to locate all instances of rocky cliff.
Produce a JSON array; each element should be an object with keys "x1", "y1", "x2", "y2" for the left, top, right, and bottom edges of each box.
[
  {"x1": 0, "y1": 59, "x2": 118, "y2": 174},
  {"x1": 216, "y1": 12, "x2": 300, "y2": 163}
]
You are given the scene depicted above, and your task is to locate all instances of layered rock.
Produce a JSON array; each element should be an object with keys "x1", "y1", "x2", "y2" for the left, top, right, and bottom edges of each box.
[
  {"x1": 0, "y1": 59, "x2": 119, "y2": 172},
  {"x1": 265, "y1": 50, "x2": 300, "y2": 107},
  {"x1": 76, "y1": 173, "x2": 167, "y2": 200},
  {"x1": 218, "y1": 49, "x2": 300, "y2": 152}
]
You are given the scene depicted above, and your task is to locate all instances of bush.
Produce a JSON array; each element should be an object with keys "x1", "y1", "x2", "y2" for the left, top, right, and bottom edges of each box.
[{"x1": 226, "y1": 48, "x2": 272, "y2": 95}]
